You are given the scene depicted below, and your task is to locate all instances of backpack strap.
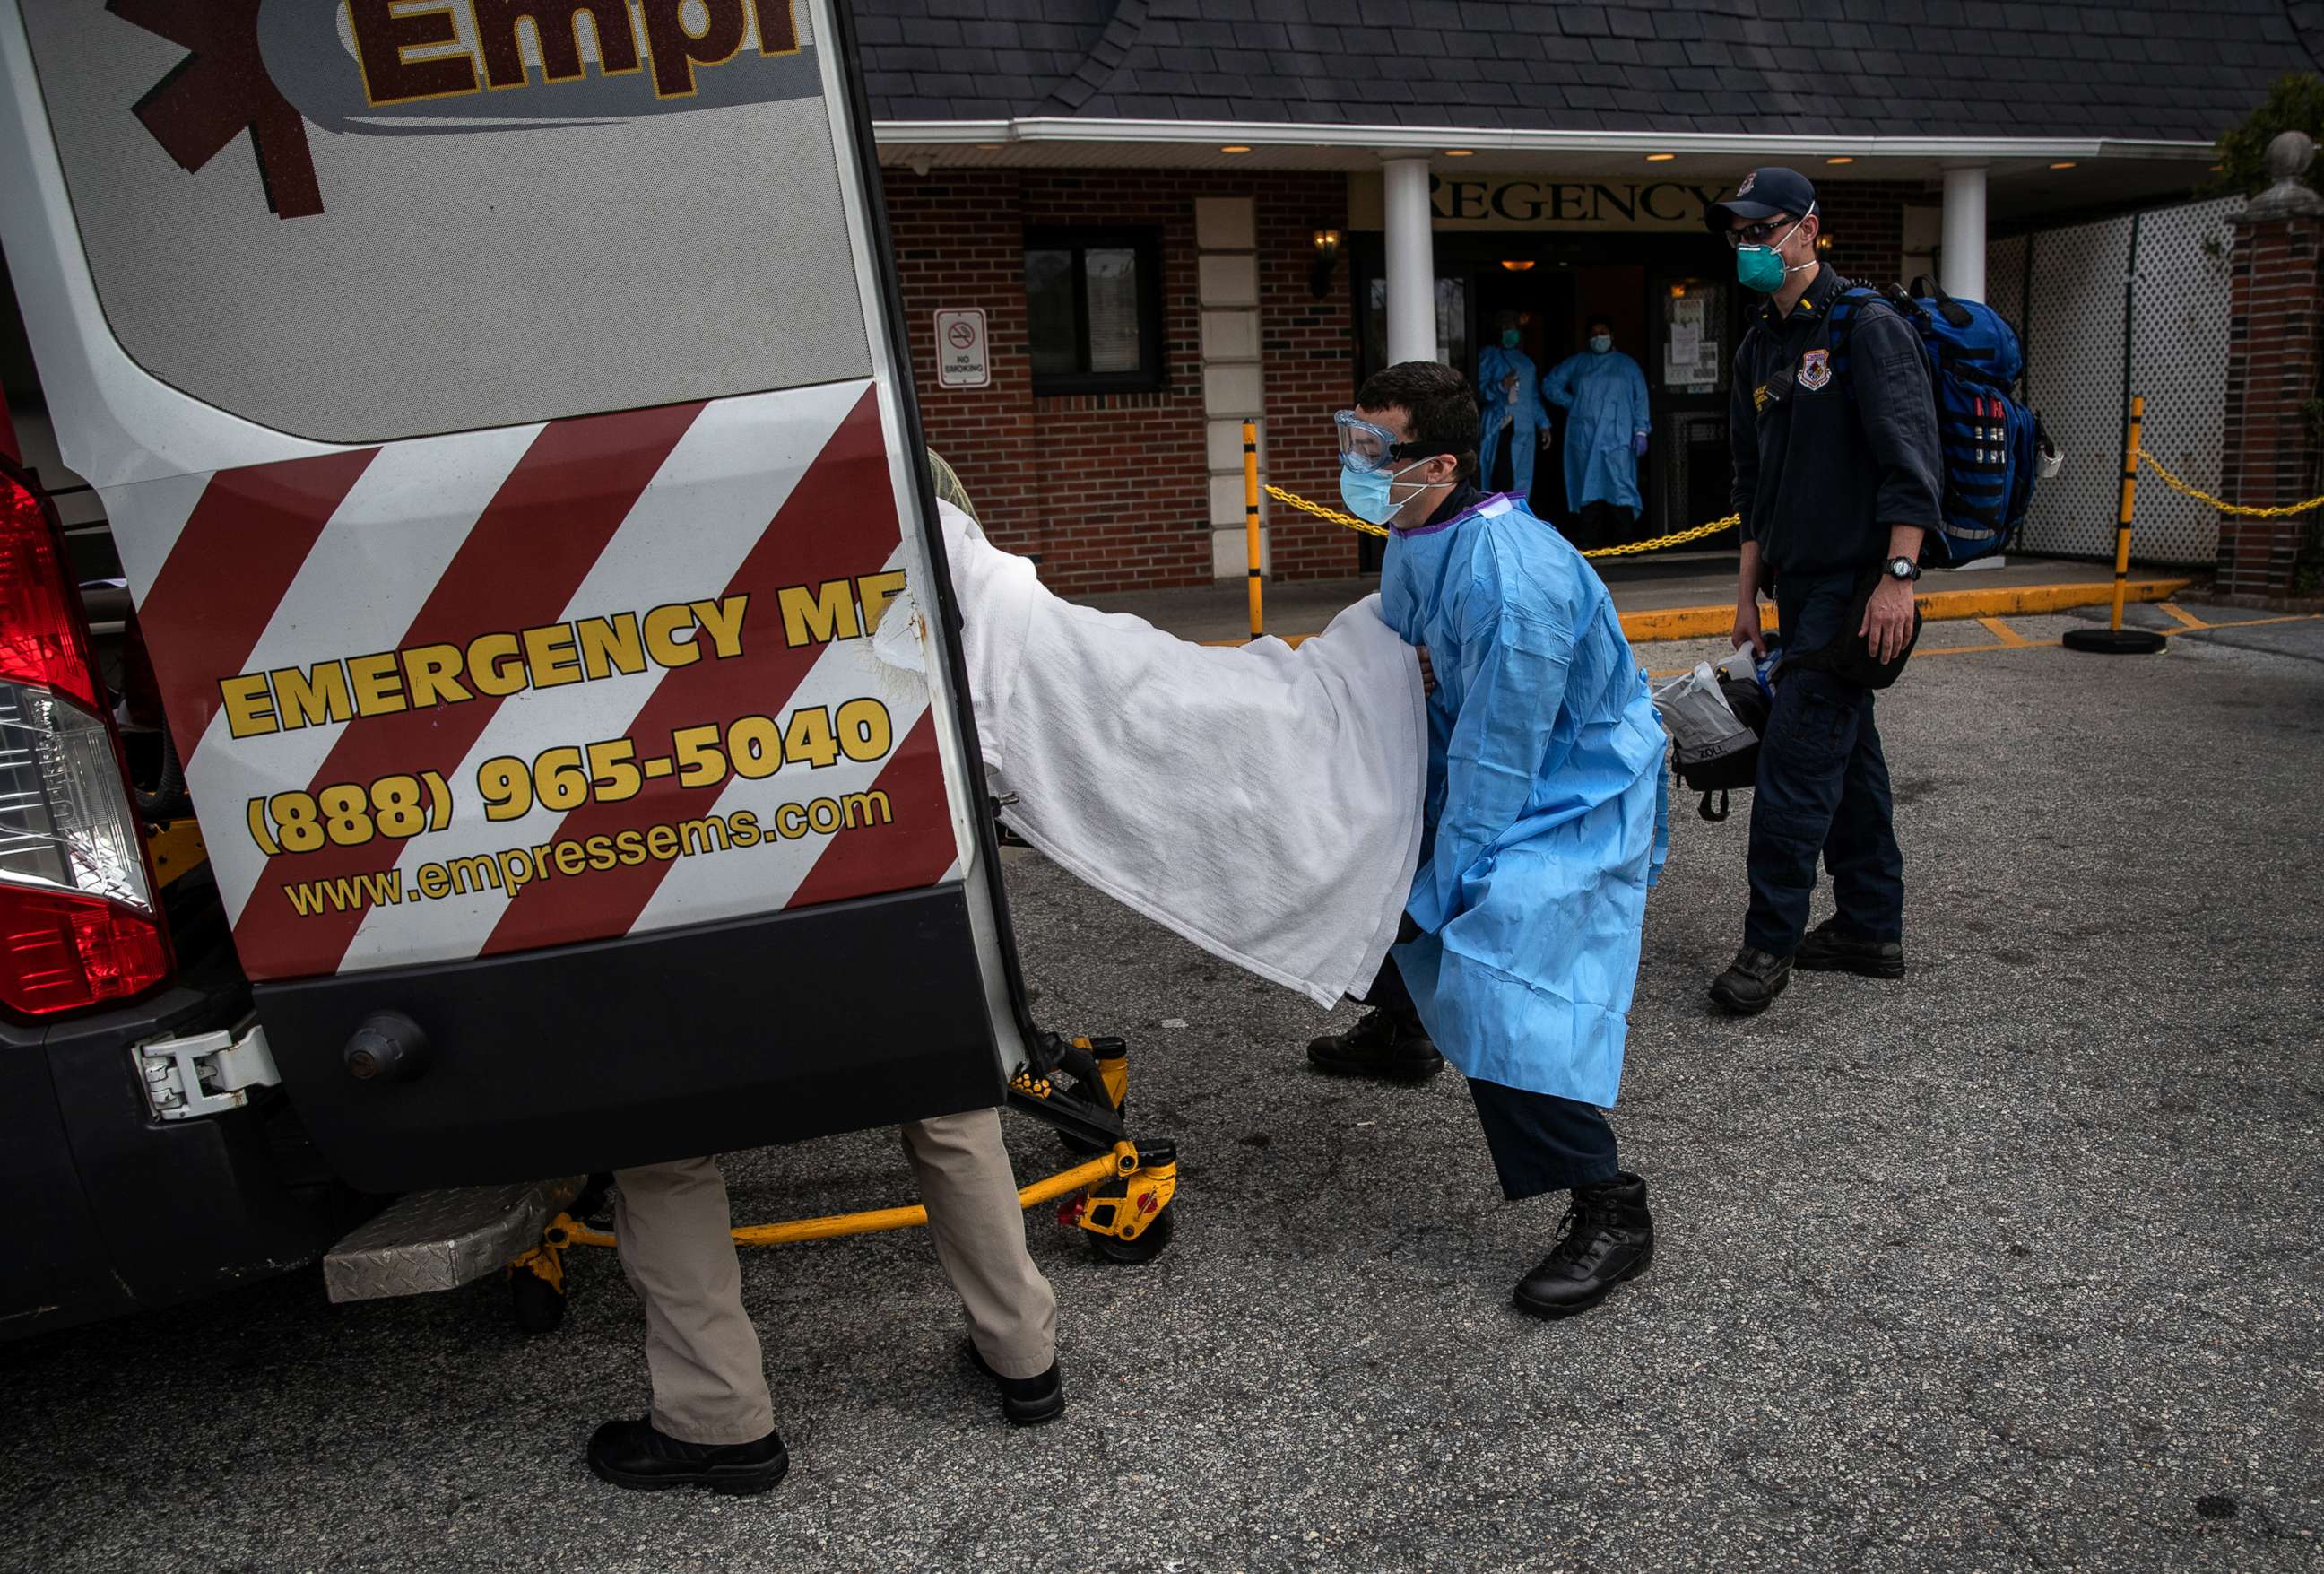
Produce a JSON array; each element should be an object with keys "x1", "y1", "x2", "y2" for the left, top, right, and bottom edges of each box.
[
  {"x1": 1909, "y1": 274, "x2": 1975, "y2": 329},
  {"x1": 1825, "y1": 285, "x2": 1893, "y2": 392}
]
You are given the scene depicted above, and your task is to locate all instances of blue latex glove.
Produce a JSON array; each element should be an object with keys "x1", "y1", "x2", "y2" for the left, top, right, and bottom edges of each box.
[{"x1": 1631, "y1": 431, "x2": 1650, "y2": 458}]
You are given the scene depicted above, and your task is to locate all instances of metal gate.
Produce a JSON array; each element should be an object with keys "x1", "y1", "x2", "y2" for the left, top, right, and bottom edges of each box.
[{"x1": 1985, "y1": 196, "x2": 2241, "y2": 566}]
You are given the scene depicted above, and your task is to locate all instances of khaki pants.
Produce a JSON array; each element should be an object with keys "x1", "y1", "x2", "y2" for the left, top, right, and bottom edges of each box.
[{"x1": 611, "y1": 1108, "x2": 1058, "y2": 1445}]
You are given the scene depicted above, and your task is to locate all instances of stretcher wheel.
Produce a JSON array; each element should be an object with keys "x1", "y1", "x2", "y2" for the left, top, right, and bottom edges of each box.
[
  {"x1": 1087, "y1": 1203, "x2": 1174, "y2": 1265},
  {"x1": 508, "y1": 1265, "x2": 568, "y2": 1334}
]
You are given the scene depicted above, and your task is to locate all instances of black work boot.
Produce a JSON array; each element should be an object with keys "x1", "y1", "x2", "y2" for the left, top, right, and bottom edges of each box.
[
  {"x1": 1707, "y1": 946, "x2": 1793, "y2": 1016},
  {"x1": 1795, "y1": 917, "x2": 1907, "y2": 979},
  {"x1": 1306, "y1": 1007, "x2": 1444, "y2": 1082},
  {"x1": 1513, "y1": 1171, "x2": 1655, "y2": 1320},
  {"x1": 586, "y1": 1417, "x2": 788, "y2": 1495},
  {"x1": 965, "y1": 1341, "x2": 1067, "y2": 1427}
]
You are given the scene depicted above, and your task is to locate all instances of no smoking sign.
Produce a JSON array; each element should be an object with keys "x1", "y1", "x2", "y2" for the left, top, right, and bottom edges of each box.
[{"x1": 934, "y1": 309, "x2": 989, "y2": 389}]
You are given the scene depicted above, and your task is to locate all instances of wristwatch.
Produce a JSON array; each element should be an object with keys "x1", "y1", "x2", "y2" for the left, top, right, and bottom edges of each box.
[{"x1": 1885, "y1": 556, "x2": 1921, "y2": 582}]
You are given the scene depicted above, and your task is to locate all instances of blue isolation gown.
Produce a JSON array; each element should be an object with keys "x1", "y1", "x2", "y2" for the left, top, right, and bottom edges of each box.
[
  {"x1": 1379, "y1": 493, "x2": 1669, "y2": 1106},
  {"x1": 1541, "y1": 350, "x2": 1652, "y2": 514},
  {"x1": 1475, "y1": 345, "x2": 1545, "y2": 495}
]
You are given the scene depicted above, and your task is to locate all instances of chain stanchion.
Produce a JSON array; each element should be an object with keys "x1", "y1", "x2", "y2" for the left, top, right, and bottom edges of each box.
[
  {"x1": 2066, "y1": 394, "x2": 2166, "y2": 656},
  {"x1": 1243, "y1": 422, "x2": 1263, "y2": 640},
  {"x1": 1264, "y1": 484, "x2": 1738, "y2": 558},
  {"x1": 2134, "y1": 448, "x2": 2324, "y2": 518}
]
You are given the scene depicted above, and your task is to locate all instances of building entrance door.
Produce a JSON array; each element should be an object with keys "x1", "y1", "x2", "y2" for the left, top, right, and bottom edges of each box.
[
  {"x1": 1644, "y1": 265, "x2": 1742, "y2": 545},
  {"x1": 1348, "y1": 231, "x2": 1743, "y2": 567}
]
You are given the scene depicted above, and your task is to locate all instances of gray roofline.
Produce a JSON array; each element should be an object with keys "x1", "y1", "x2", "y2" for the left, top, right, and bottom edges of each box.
[{"x1": 872, "y1": 117, "x2": 2218, "y2": 165}]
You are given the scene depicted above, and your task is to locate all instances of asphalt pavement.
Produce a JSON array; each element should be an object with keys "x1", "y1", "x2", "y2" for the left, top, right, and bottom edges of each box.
[{"x1": 4, "y1": 612, "x2": 2320, "y2": 1573}]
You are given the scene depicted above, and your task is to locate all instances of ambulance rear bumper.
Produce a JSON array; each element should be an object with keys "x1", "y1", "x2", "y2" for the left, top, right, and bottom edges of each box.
[{"x1": 255, "y1": 883, "x2": 1004, "y2": 1194}]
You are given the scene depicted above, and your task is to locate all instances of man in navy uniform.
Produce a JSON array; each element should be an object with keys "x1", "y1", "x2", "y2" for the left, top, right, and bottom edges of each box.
[{"x1": 1706, "y1": 168, "x2": 1942, "y2": 1017}]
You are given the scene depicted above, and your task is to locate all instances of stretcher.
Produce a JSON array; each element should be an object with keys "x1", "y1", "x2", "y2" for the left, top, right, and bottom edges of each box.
[{"x1": 500, "y1": 1032, "x2": 1179, "y2": 1333}]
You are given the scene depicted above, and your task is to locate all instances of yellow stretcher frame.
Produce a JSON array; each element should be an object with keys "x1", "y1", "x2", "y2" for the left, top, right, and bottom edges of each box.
[{"x1": 503, "y1": 1037, "x2": 1178, "y2": 1321}]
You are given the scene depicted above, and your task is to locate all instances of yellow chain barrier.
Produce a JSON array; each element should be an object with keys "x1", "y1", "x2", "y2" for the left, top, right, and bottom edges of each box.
[
  {"x1": 1265, "y1": 484, "x2": 1739, "y2": 557},
  {"x1": 2135, "y1": 448, "x2": 2324, "y2": 519}
]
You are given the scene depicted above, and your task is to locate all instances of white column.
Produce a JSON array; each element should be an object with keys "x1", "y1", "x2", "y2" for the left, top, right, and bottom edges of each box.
[
  {"x1": 1940, "y1": 162, "x2": 1989, "y2": 301},
  {"x1": 1383, "y1": 158, "x2": 1436, "y2": 365}
]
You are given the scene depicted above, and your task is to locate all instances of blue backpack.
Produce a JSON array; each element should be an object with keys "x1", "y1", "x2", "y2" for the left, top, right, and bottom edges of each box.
[{"x1": 1827, "y1": 277, "x2": 2043, "y2": 565}]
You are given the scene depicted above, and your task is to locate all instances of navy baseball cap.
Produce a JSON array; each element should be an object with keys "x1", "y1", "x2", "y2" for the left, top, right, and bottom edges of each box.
[{"x1": 1705, "y1": 167, "x2": 1818, "y2": 231}]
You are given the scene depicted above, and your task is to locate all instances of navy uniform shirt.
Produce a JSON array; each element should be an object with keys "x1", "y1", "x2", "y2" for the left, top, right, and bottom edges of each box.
[{"x1": 1728, "y1": 266, "x2": 1942, "y2": 578}]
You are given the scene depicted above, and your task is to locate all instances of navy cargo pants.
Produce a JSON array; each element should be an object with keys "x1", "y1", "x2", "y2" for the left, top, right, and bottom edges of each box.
[{"x1": 1743, "y1": 569, "x2": 1906, "y2": 956}]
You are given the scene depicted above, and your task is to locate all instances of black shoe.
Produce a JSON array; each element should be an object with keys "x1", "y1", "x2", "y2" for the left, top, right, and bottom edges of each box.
[
  {"x1": 585, "y1": 1416, "x2": 788, "y2": 1495},
  {"x1": 1708, "y1": 946, "x2": 1793, "y2": 1016},
  {"x1": 1513, "y1": 1172, "x2": 1655, "y2": 1320},
  {"x1": 1794, "y1": 918, "x2": 1906, "y2": 979},
  {"x1": 1306, "y1": 1007, "x2": 1444, "y2": 1082},
  {"x1": 965, "y1": 1341, "x2": 1066, "y2": 1427}
]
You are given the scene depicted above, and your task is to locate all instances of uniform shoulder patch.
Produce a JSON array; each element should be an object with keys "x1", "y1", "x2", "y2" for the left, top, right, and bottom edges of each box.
[{"x1": 1798, "y1": 349, "x2": 1832, "y2": 392}]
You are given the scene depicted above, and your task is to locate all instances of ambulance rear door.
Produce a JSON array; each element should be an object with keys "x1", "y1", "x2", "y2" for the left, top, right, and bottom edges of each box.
[{"x1": 0, "y1": 0, "x2": 1029, "y2": 1190}]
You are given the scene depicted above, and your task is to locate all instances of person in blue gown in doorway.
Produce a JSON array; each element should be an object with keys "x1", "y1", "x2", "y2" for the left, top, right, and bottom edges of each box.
[
  {"x1": 1542, "y1": 318, "x2": 1652, "y2": 550},
  {"x1": 1475, "y1": 314, "x2": 1550, "y2": 500}
]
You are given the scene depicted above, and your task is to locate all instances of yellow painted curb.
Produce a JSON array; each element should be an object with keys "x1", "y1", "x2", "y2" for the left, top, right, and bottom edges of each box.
[{"x1": 1617, "y1": 578, "x2": 2192, "y2": 645}]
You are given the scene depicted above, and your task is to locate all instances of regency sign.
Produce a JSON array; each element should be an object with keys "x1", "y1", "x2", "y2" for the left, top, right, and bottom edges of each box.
[{"x1": 1348, "y1": 173, "x2": 1734, "y2": 233}]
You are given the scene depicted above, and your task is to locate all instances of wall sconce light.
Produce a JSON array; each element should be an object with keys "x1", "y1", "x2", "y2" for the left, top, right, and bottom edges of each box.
[
  {"x1": 1499, "y1": 259, "x2": 1537, "y2": 273},
  {"x1": 1816, "y1": 232, "x2": 1834, "y2": 255},
  {"x1": 1310, "y1": 228, "x2": 1342, "y2": 299}
]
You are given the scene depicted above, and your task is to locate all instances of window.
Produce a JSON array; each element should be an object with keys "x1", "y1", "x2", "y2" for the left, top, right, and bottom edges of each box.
[
  {"x1": 1362, "y1": 274, "x2": 1468, "y2": 382},
  {"x1": 1023, "y1": 229, "x2": 1166, "y2": 394}
]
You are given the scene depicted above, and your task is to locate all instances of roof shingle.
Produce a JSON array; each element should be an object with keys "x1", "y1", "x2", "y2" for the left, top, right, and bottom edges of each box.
[{"x1": 859, "y1": 0, "x2": 2320, "y2": 141}]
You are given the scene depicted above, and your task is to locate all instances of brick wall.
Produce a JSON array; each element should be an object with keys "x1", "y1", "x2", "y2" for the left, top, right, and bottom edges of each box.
[
  {"x1": 887, "y1": 168, "x2": 1357, "y2": 598},
  {"x1": 1817, "y1": 179, "x2": 1919, "y2": 287},
  {"x1": 886, "y1": 170, "x2": 1916, "y2": 596},
  {"x1": 2217, "y1": 209, "x2": 2323, "y2": 599}
]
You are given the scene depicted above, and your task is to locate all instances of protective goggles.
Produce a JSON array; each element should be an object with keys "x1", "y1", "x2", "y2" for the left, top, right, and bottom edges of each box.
[
  {"x1": 1722, "y1": 204, "x2": 1816, "y2": 249},
  {"x1": 1335, "y1": 410, "x2": 1437, "y2": 474}
]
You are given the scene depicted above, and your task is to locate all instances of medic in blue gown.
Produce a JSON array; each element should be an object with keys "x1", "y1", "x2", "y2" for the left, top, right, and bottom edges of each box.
[
  {"x1": 1541, "y1": 318, "x2": 1652, "y2": 550},
  {"x1": 1308, "y1": 360, "x2": 1671, "y2": 1322},
  {"x1": 1474, "y1": 317, "x2": 1549, "y2": 498}
]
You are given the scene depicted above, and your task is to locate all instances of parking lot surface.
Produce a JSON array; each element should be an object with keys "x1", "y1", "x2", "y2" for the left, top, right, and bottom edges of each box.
[{"x1": 4, "y1": 612, "x2": 2319, "y2": 1573}]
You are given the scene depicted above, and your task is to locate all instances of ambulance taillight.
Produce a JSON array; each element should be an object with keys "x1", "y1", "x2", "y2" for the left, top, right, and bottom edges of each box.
[{"x1": 0, "y1": 466, "x2": 171, "y2": 1015}]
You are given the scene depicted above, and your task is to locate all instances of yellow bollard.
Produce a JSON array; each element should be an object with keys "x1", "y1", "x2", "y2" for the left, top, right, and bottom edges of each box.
[
  {"x1": 1244, "y1": 420, "x2": 1263, "y2": 641},
  {"x1": 2064, "y1": 393, "x2": 2166, "y2": 655},
  {"x1": 2112, "y1": 395, "x2": 2142, "y2": 630}
]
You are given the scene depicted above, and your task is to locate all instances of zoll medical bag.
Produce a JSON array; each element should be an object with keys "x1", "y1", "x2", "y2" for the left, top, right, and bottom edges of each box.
[
  {"x1": 0, "y1": 0, "x2": 1030, "y2": 1190},
  {"x1": 1652, "y1": 660, "x2": 1771, "y2": 823}
]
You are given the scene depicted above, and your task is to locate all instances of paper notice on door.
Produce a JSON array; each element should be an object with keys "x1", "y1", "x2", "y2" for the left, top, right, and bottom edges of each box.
[{"x1": 1665, "y1": 296, "x2": 1718, "y2": 388}]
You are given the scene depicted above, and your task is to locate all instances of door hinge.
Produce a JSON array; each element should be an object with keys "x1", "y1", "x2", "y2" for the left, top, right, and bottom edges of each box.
[{"x1": 138, "y1": 1017, "x2": 280, "y2": 1121}]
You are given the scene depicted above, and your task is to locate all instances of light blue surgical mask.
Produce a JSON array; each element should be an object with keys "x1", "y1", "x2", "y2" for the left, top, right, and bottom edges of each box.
[
  {"x1": 1590, "y1": 334, "x2": 1612, "y2": 353},
  {"x1": 1501, "y1": 329, "x2": 1522, "y2": 350},
  {"x1": 1339, "y1": 457, "x2": 1432, "y2": 526}
]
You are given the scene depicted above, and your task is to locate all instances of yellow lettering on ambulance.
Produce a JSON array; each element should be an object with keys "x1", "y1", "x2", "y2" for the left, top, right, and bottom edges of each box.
[
  {"x1": 402, "y1": 643, "x2": 473, "y2": 709},
  {"x1": 778, "y1": 580, "x2": 860, "y2": 648},
  {"x1": 468, "y1": 632, "x2": 528, "y2": 696},
  {"x1": 220, "y1": 674, "x2": 279, "y2": 738},
  {"x1": 346, "y1": 651, "x2": 408, "y2": 717},
  {"x1": 522, "y1": 622, "x2": 585, "y2": 688},
  {"x1": 856, "y1": 572, "x2": 908, "y2": 635},
  {"x1": 272, "y1": 664, "x2": 356, "y2": 731},
  {"x1": 689, "y1": 595, "x2": 750, "y2": 659},
  {"x1": 576, "y1": 614, "x2": 648, "y2": 681},
  {"x1": 641, "y1": 604, "x2": 703, "y2": 668}
]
